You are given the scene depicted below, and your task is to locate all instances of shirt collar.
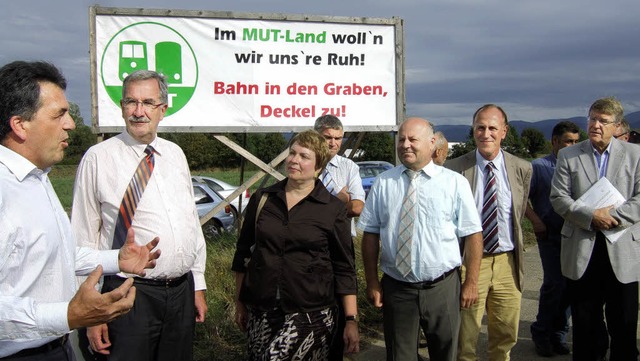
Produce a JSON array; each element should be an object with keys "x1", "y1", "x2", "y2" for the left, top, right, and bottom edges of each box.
[
  {"x1": 0, "y1": 145, "x2": 49, "y2": 182},
  {"x1": 121, "y1": 131, "x2": 161, "y2": 157},
  {"x1": 401, "y1": 160, "x2": 438, "y2": 179},
  {"x1": 590, "y1": 140, "x2": 613, "y2": 157},
  {"x1": 475, "y1": 149, "x2": 504, "y2": 172}
]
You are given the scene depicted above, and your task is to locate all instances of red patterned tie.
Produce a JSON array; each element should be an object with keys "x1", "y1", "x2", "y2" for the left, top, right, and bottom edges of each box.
[{"x1": 112, "y1": 145, "x2": 155, "y2": 249}]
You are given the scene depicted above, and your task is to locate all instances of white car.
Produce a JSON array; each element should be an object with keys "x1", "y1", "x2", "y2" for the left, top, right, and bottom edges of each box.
[{"x1": 191, "y1": 175, "x2": 250, "y2": 214}]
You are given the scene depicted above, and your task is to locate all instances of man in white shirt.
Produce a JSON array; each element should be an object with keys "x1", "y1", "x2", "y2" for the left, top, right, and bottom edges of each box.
[
  {"x1": 313, "y1": 114, "x2": 365, "y2": 359},
  {"x1": 359, "y1": 117, "x2": 483, "y2": 361},
  {"x1": 71, "y1": 70, "x2": 207, "y2": 361},
  {"x1": 0, "y1": 61, "x2": 160, "y2": 360}
]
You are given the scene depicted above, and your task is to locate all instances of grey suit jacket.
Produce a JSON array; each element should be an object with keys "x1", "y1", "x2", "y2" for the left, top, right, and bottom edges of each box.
[
  {"x1": 550, "y1": 139, "x2": 640, "y2": 283},
  {"x1": 446, "y1": 150, "x2": 532, "y2": 291}
]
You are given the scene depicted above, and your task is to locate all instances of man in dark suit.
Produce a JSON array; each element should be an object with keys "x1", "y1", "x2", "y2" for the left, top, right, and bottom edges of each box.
[
  {"x1": 550, "y1": 97, "x2": 640, "y2": 361},
  {"x1": 446, "y1": 104, "x2": 532, "y2": 361}
]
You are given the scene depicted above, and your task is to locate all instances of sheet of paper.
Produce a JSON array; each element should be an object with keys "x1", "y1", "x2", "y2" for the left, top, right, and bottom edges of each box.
[{"x1": 575, "y1": 177, "x2": 627, "y2": 243}]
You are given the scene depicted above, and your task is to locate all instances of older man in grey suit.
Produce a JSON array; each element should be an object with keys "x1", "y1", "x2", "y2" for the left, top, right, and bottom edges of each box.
[
  {"x1": 550, "y1": 97, "x2": 640, "y2": 361},
  {"x1": 446, "y1": 104, "x2": 532, "y2": 361}
]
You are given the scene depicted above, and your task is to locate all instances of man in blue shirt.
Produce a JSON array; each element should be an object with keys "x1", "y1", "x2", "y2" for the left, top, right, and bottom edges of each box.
[
  {"x1": 525, "y1": 121, "x2": 579, "y2": 356},
  {"x1": 359, "y1": 117, "x2": 482, "y2": 361}
]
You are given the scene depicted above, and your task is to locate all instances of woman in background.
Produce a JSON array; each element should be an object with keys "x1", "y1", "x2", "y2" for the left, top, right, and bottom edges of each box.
[{"x1": 232, "y1": 130, "x2": 359, "y2": 360}]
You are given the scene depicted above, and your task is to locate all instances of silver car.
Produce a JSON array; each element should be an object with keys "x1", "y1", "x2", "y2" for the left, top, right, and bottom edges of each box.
[
  {"x1": 192, "y1": 175, "x2": 250, "y2": 214},
  {"x1": 193, "y1": 182, "x2": 238, "y2": 239}
]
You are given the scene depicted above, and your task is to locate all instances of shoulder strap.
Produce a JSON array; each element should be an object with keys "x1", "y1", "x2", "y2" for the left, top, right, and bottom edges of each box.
[{"x1": 255, "y1": 193, "x2": 268, "y2": 229}]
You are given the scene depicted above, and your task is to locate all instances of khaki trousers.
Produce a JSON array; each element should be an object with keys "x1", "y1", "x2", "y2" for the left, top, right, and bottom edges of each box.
[{"x1": 458, "y1": 252, "x2": 521, "y2": 361}]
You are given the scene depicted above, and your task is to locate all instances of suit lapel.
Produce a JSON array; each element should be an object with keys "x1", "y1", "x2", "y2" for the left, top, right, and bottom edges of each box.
[
  {"x1": 578, "y1": 141, "x2": 598, "y2": 184},
  {"x1": 503, "y1": 152, "x2": 518, "y2": 212},
  {"x1": 606, "y1": 140, "x2": 624, "y2": 180},
  {"x1": 462, "y1": 153, "x2": 477, "y2": 192}
]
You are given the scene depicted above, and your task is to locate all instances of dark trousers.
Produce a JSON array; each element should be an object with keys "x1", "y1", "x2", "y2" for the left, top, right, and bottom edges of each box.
[
  {"x1": 530, "y1": 237, "x2": 570, "y2": 345},
  {"x1": 567, "y1": 233, "x2": 639, "y2": 361},
  {"x1": 381, "y1": 270, "x2": 460, "y2": 361},
  {"x1": 101, "y1": 273, "x2": 196, "y2": 361},
  {"x1": 328, "y1": 301, "x2": 346, "y2": 360},
  {"x1": 1, "y1": 338, "x2": 76, "y2": 361}
]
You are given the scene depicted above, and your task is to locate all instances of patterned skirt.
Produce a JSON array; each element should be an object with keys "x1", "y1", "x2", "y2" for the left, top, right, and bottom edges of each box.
[{"x1": 246, "y1": 306, "x2": 336, "y2": 361}]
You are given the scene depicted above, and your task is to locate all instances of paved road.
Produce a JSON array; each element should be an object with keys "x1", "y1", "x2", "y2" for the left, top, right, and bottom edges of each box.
[{"x1": 349, "y1": 245, "x2": 640, "y2": 361}]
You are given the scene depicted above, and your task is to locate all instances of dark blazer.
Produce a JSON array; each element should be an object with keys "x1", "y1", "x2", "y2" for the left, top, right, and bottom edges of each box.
[
  {"x1": 446, "y1": 150, "x2": 532, "y2": 290},
  {"x1": 231, "y1": 179, "x2": 357, "y2": 313},
  {"x1": 550, "y1": 139, "x2": 640, "y2": 283}
]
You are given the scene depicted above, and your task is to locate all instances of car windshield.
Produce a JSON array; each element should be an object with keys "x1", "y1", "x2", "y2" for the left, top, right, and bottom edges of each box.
[{"x1": 359, "y1": 166, "x2": 388, "y2": 178}]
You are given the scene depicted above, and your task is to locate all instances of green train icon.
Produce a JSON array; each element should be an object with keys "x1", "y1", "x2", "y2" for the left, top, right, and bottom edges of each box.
[
  {"x1": 118, "y1": 41, "x2": 148, "y2": 80},
  {"x1": 118, "y1": 40, "x2": 183, "y2": 84}
]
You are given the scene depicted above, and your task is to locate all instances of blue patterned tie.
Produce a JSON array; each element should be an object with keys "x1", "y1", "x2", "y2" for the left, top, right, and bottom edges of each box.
[
  {"x1": 396, "y1": 169, "x2": 419, "y2": 277},
  {"x1": 482, "y1": 162, "x2": 499, "y2": 253},
  {"x1": 113, "y1": 145, "x2": 155, "y2": 249}
]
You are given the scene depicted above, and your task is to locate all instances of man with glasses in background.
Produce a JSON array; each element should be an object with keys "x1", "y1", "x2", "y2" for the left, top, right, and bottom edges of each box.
[
  {"x1": 71, "y1": 70, "x2": 207, "y2": 361},
  {"x1": 551, "y1": 97, "x2": 640, "y2": 361},
  {"x1": 614, "y1": 118, "x2": 630, "y2": 142}
]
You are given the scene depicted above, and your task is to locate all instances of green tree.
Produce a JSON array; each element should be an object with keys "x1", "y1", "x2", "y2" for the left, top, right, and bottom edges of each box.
[
  {"x1": 357, "y1": 132, "x2": 394, "y2": 162},
  {"x1": 450, "y1": 127, "x2": 475, "y2": 159},
  {"x1": 503, "y1": 125, "x2": 528, "y2": 158},
  {"x1": 62, "y1": 102, "x2": 96, "y2": 164},
  {"x1": 521, "y1": 128, "x2": 546, "y2": 158}
]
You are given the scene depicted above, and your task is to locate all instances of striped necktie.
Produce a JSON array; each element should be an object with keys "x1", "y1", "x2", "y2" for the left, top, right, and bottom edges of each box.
[
  {"x1": 396, "y1": 169, "x2": 419, "y2": 277},
  {"x1": 112, "y1": 145, "x2": 155, "y2": 249},
  {"x1": 320, "y1": 168, "x2": 338, "y2": 195},
  {"x1": 482, "y1": 162, "x2": 499, "y2": 253}
]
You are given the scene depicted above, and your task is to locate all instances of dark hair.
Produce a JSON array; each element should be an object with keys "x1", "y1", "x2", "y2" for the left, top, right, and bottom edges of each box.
[
  {"x1": 288, "y1": 130, "x2": 331, "y2": 171},
  {"x1": 122, "y1": 70, "x2": 168, "y2": 104},
  {"x1": 313, "y1": 114, "x2": 343, "y2": 132},
  {"x1": 552, "y1": 120, "x2": 580, "y2": 139},
  {"x1": 472, "y1": 104, "x2": 508, "y2": 125},
  {"x1": 0, "y1": 61, "x2": 67, "y2": 141},
  {"x1": 589, "y1": 97, "x2": 624, "y2": 123}
]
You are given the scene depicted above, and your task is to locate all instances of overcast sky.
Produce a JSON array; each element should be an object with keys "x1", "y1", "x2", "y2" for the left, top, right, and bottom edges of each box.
[{"x1": 2, "y1": 0, "x2": 639, "y2": 125}]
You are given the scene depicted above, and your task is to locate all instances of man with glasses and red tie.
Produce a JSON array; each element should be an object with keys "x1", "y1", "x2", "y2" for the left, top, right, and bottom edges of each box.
[
  {"x1": 446, "y1": 104, "x2": 532, "y2": 361},
  {"x1": 551, "y1": 97, "x2": 640, "y2": 361},
  {"x1": 71, "y1": 70, "x2": 207, "y2": 361}
]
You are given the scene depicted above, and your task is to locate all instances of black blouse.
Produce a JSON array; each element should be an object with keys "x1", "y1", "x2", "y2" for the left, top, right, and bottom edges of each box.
[{"x1": 231, "y1": 179, "x2": 357, "y2": 313}]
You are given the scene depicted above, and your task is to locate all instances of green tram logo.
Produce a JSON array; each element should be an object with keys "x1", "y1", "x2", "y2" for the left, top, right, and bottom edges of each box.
[{"x1": 100, "y1": 22, "x2": 198, "y2": 116}]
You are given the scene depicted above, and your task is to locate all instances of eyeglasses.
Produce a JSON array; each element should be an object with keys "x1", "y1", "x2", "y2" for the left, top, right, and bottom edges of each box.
[
  {"x1": 614, "y1": 132, "x2": 628, "y2": 139},
  {"x1": 588, "y1": 117, "x2": 616, "y2": 126},
  {"x1": 122, "y1": 99, "x2": 165, "y2": 111}
]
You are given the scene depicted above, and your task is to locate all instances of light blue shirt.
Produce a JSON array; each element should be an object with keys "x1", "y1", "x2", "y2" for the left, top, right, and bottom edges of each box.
[
  {"x1": 591, "y1": 141, "x2": 612, "y2": 179},
  {"x1": 358, "y1": 161, "x2": 482, "y2": 283},
  {"x1": 474, "y1": 150, "x2": 514, "y2": 253}
]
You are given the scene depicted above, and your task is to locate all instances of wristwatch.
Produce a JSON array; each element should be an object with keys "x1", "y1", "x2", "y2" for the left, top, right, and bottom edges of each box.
[{"x1": 345, "y1": 314, "x2": 358, "y2": 322}]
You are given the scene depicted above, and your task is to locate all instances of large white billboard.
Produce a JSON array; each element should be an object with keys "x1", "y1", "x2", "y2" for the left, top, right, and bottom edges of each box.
[{"x1": 91, "y1": 7, "x2": 404, "y2": 132}]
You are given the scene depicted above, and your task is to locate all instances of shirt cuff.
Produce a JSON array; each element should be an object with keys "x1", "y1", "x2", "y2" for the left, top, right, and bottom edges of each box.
[
  {"x1": 37, "y1": 302, "x2": 71, "y2": 335},
  {"x1": 100, "y1": 250, "x2": 121, "y2": 274},
  {"x1": 192, "y1": 272, "x2": 207, "y2": 291}
]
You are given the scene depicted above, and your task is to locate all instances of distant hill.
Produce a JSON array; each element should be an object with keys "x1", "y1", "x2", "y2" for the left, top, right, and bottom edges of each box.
[{"x1": 437, "y1": 111, "x2": 640, "y2": 142}]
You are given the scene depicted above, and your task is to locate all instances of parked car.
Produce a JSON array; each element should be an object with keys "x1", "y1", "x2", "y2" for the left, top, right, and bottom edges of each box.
[
  {"x1": 192, "y1": 175, "x2": 250, "y2": 214},
  {"x1": 193, "y1": 182, "x2": 238, "y2": 239},
  {"x1": 356, "y1": 161, "x2": 394, "y2": 197}
]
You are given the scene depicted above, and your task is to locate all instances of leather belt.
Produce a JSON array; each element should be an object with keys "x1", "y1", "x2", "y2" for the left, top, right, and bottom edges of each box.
[
  {"x1": 2, "y1": 334, "x2": 68, "y2": 359},
  {"x1": 132, "y1": 273, "x2": 189, "y2": 288},
  {"x1": 385, "y1": 267, "x2": 458, "y2": 289}
]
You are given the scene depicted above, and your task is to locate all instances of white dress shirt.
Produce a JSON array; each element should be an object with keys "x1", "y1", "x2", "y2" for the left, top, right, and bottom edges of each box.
[
  {"x1": 0, "y1": 145, "x2": 119, "y2": 357},
  {"x1": 358, "y1": 161, "x2": 482, "y2": 282},
  {"x1": 324, "y1": 155, "x2": 366, "y2": 236},
  {"x1": 71, "y1": 132, "x2": 207, "y2": 290}
]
